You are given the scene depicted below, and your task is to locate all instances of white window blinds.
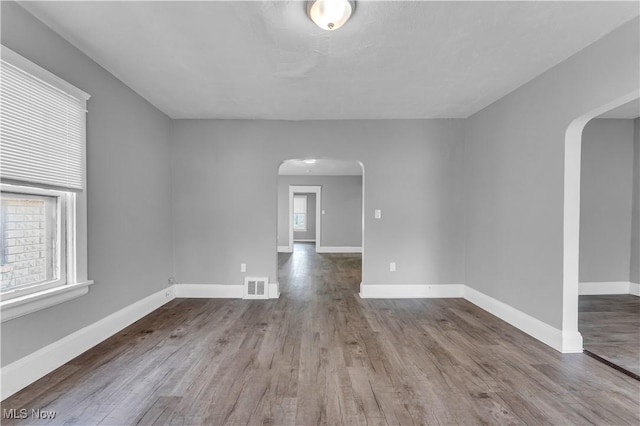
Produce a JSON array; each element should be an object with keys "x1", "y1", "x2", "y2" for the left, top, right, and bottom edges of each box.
[
  {"x1": 0, "y1": 46, "x2": 90, "y2": 191},
  {"x1": 294, "y1": 195, "x2": 307, "y2": 214}
]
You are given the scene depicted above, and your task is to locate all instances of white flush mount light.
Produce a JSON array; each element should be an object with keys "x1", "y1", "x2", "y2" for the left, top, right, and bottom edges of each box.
[
  {"x1": 307, "y1": 0, "x2": 355, "y2": 31},
  {"x1": 303, "y1": 159, "x2": 317, "y2": 164}
]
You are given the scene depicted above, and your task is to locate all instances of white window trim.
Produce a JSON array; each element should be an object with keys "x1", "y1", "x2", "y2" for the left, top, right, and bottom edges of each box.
[
  {"x1": 0, "y1": 185, "x2": 93, "y2": 322},
  {"x1": 0, "y1": 47, "x2": 92, "y2": 322},
  {"x1": 0, "y1": 280, "x2": 94, "y2": 322},
  {"x1": 1, "y1": 45, "x2": 90, "y2": 102}
]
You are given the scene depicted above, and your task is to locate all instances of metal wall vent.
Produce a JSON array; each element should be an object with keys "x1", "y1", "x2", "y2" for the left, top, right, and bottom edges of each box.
[{"x1": 243, "y1": 276, "x2": 269, "y2": 300}]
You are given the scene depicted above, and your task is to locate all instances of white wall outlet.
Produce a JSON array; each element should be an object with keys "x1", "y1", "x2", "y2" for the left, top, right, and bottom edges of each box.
[
  {"x1": 240, "y1": 263, "x2": 246, "y2": 272},
  {"x1": 375, "y1": 209, "x2": 382, "y2": 219},
  {"x1": 322, "y1": 209, "x2": 325, "y2": 215},
  {"x1": 165, "y1": 289, "x2": 173, "y2": 299},
  {"x1": 390, "y1": 262, "x2": 396, "y2": 272}
]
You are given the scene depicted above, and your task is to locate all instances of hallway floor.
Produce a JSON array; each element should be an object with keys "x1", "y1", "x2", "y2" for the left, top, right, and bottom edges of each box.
[
  {"x1": 579, "y1": 294, "x2": 640, "y2": 377},
  {"x1": 2, "y1": 246, "x2": 639, "y2": 424}
]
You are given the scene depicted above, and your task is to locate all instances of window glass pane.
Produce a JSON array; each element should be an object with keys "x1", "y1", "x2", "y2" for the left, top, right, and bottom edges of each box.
[
  {"x1": 294, "y1": 213, "x2": 306, "y2": 229},
  {"x1": 1, "y1": 192, "x2": 58, "y2": 293}
]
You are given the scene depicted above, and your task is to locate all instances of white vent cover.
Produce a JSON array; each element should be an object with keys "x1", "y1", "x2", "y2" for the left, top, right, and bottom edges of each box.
[{"x1": 243, "y1": 277, "x2": 269, "y2": 300}]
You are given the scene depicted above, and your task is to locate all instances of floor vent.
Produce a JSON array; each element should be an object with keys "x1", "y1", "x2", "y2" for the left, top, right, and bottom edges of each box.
[{"x1": 243, "y1": 277, "x2": 269, "y2": 299}]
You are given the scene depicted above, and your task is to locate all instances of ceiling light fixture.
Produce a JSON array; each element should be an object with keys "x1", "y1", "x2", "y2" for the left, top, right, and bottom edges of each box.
[
  {"x1": 304, "y1": 159, "x2": 317, "y2": 164},
  {"x1": 307, "y1": 0, "x2": 355, "y2": 31}
]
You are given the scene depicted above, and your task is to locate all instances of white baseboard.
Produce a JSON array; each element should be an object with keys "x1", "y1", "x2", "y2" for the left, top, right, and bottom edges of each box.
[
  {"x1": 1, "y1": 286, "x2": 175, "y2": 401},
  {"x1": 359, "y1": 283, "x2": 464, "y2": 298},
  {"x1": 1, "y1": 280, "x2": 284, "y2": 400},
  {"x1": 358, "y1": 283, "x2": 581, "y2": 353},
  {"x1": 316, "y1": 246, "x2": 362, "y2": 253},
  {"x1": 174, "y1": 284, "x2": 243, "y2": 298},
  {"x1": 630, "y1": 282, "x2": 640, "y2": 296},
  {"x1": 279, "y1": 245, "x2": 361, "y2": 253},
  {"x1": 462, "y1": 286, "x2": 574, "y2": 353},
  {"x1": 175, "y1": 283, "x2": 280, "y2": 299},
  {"x1": 560, "y1": 330, "x2": 585, "y2": 353},
  {"x1": 3, "y1": 276, "x2": 593, "y2": 401},
  {"x1": 579, "y1": 281, "x2": 633, "y2": 295},
  {"x1": 269, "y1": 283, "x2": 280, "y2": 299}
]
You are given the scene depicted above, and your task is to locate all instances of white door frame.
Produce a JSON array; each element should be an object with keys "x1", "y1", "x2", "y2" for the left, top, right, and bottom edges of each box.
[{"x1": 288, "y1": 185, "x2": 321, "y2": 252}]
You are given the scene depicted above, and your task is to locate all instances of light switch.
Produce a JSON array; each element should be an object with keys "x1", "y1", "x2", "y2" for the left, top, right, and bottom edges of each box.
[
  {"x1": 322, "y1": 210, "x2": 325, "y2": 215},
  {"x1": 390, "y1": 262, "x2": 396, "y2": 272},
  {"x1": 240, "y1": 263, "x2": 246, "y2": 272},
  {"x1": 375, "y1": 209, "x2": 381, "y2": 219}
]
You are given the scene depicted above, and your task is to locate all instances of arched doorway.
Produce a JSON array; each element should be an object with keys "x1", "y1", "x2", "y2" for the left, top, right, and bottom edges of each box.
[
  {"x1": 562, "y1": 91, "x2": 638, "y2": 352},
  {"x1": 276, "y1": 158, "x2": 365, "y2": 295}
]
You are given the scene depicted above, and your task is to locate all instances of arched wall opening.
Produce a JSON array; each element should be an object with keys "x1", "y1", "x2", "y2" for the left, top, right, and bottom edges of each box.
[
  {"x1": 276, "y1": 158, "x2": 365, "y2": 294},
  {"x1": 562, "y1": 90, "x2": 639, "y2": 352}
]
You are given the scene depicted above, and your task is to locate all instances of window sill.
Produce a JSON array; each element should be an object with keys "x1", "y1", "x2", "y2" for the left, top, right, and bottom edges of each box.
[{"x1": 0, "y1": 281, "x2": 94, "y2": 322}]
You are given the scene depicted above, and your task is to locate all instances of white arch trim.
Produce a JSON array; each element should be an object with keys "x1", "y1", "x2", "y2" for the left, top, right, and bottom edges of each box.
[{"x1": 562, "y1": 90, "x2": 639, "y2": 353}]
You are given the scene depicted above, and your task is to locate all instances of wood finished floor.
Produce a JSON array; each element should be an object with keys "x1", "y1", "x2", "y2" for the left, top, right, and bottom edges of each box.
[
  {"x1": 2, "y1": 242, "x2": 639, "y2": 425},
  {"x1": 579, "y1": 294, "x2": 640, "y2": 377}
]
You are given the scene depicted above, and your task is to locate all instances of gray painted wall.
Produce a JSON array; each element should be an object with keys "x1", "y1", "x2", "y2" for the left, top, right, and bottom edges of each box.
[
  {"x1": 279, "y1": 176, "x2": 362, "y2": 247},
  {"x1": 293, "y1": 193, "x2": 316, "y2": 241},
  {"x1": 464, "y1": 18, "x2": 639, "y2": 329},
  {"x1": 172, "y1": 119, "x2": 465, "y2": 287},
  {"x1": 1, "y1": 2, "x2": 173, "y2": 366},
  {"x1": 580, "y1": 119, "x2": 634, "y2": 283},
  {"x1": 3, "y1": 2, "x2": 637, "y2": 372},
  {"x1": 632, "y1": 118, "x2": 640, "y2": 284}
]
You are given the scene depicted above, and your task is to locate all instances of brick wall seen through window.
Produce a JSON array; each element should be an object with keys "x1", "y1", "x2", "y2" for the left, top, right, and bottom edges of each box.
[{"x1": 0, "y1": 196, "x2": 55, "y2": 291}]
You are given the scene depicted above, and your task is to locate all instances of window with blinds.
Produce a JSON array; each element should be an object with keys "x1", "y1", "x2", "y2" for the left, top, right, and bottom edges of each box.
[
  {"x1": 0, "y1": 46, "x2": 90, "y2": 191},
  {"x1": 0, "y1": 46, "x2": 91, "y2": 303}
]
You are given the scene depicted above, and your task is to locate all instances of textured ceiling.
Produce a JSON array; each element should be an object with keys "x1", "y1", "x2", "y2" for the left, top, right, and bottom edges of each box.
[{"x1": 19, "y1": 1, "x2": 640, "y2": 120}]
